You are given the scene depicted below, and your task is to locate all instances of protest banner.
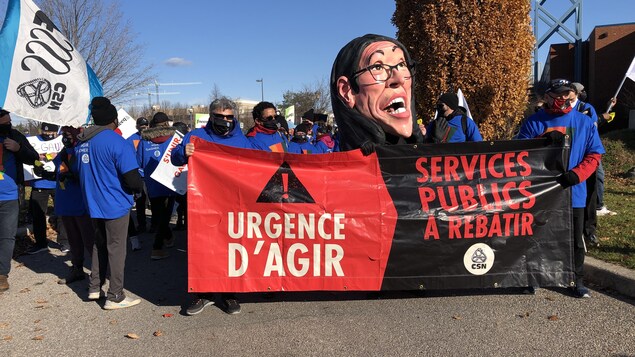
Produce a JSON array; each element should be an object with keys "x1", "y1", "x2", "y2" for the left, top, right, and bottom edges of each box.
[
  {"x1": 23, "y1": 134, "x2": 62, "y2": 180},
  {"x1": 149, "y1": 130, "x2": 187, "y2": 195},
  {"x1": 0, "y1": 0, "x2": 102, "y2": 127},
  {"x1": 187, "y1": 138, "x2": 574, "y2": 293}
]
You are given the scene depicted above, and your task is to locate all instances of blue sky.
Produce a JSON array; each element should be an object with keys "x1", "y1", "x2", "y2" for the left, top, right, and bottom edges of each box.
[{"x1": 1, "y1": 0, "x2": 633, "y2": 108}]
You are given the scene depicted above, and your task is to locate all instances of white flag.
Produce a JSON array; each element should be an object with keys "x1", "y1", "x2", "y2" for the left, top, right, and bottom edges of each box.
[
  {"x1": 0, "y1": 0, "x2": 102, "y2": 127},
  {"x1": 457, "y1": 88, "x2": 473, "y2": 120},
  {"x1": 626, "y1": 55, "x2": 635, "y2": 82}
]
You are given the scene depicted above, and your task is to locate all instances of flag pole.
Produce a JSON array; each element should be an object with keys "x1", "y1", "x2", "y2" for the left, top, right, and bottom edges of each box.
[{"x1": 607, "y1": 54, "x2": 635, "y2": 113}]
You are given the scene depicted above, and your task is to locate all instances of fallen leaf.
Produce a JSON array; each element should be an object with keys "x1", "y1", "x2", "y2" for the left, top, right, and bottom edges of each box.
[
  {"x1": 153, "y1": 330, "x2": 163, "y2": 337},
  {"x1": 162, "y1": 313, "x2": 173, "y2": 318},
  {"x1": 33, "y1": 320, "x2": 41, "y2": 324},
  {"x1": 34, "y1": 305, "x2": 45, "y2": 309},
  {"x1": 0, "y1": 323, "x2": 8, "y2": 329},
  {"x1": 109, "y1": 320, "x2": 117, "y2": 325},
  {"x1": 452, "y1": 315, "x2": 462, "y2": 320},
  {"x1": 35, "y1": 300, "x2": 48, "y2": 304},
  {"x1": 32, "y1": 335, "x2": 44, "y2": 340},
  {"x1": 34, "y1": 327, "x2": 44, "y2": 332},
  {"x1": 3, "y1": 336, "x2": 12, "y2": 341},
  {"x1": 15, "y1": 263, "x2": 24, "y2": 268},
  {"x1": 34, "y1": 281, "x2": 44, "y2": 286},
  {"x1": 548, "y1": 315, "x2": 559, "y2": 321},
  {"x1": 544, "y1": 296, "x2": 555, "y2": 301},
  {"x1": 125, "y1": 333, "x2": 140, "y2": 340},
  {"x1": 19, "y1": 288, "x2": 30, "y2": 293},
  {"x1": 517, "y1": 312, "x2": 530, "y2": 318}
]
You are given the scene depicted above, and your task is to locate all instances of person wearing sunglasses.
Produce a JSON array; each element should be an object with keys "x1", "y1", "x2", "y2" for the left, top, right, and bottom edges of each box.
[
  {"x1": 171, "y1": 97, "x2": 251, "y2": 316},
  {"x1": 516, "y1": 78, "x2": 605, "y2": 299},
  {"x1": 246, "y1": 101, "x2": 288, "y2": 152},
  {"x1": 330, "y1": 34, "x2": 425, "y2": 155}
]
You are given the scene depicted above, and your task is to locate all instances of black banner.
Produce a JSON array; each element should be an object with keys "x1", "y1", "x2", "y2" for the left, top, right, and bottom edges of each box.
[{"x1": 377, "y1": 138, "x2": 574, "y2": 290}]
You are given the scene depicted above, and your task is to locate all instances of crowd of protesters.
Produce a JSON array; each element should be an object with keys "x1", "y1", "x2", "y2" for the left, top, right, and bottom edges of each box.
[{"x1": 0, "y1": 33, "x2": 617, "y2": 316}]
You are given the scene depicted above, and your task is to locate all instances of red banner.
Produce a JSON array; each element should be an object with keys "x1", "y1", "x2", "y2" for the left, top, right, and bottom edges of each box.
[{"x1": 188, "y1": 137, "x2": 397, "y2": 292}]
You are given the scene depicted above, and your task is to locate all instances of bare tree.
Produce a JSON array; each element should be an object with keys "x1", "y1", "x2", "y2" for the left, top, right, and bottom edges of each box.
[
  {"x1": 281, "y1": 78, "x2": 331, "y2": 121},
  {"x1": 39, "y1": 0, "x2": 154, "y2": 103},
  {"x1": 208, "y1": 83, "x2": 224, "y2": 103}
]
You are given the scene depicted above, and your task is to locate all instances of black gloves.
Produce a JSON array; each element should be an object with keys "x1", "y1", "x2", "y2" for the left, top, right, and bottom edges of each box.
[
  {"x1": 557, "y1": 170, "x2": 579, "y2": 188},
  {"x1": 33, "y1": 165, "x2": 55, "y2": 181},
  {"x1": 360, "y1": 141, "x2": 376, "y2": 156},
  {"x1": 430, "y1": 117, "x2": 451, "y2": 143}
]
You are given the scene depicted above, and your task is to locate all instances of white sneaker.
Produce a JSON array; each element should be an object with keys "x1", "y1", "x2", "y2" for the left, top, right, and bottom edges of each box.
[
  {"x1": 88, "y1": 290, "x2": 105, "y2": 300},
  {"x1": 103, "y1": 296, "x2": 141, "y2": 310},
  {"x1": 596, "y1": 206, "x2": 616, "y2": 216},
  {"x1": 130, "y1": 236, "x2": 141, "y2": 251}
]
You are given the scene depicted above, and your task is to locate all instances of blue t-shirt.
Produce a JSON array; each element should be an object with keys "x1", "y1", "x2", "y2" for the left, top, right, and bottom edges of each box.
[
  {"x1": 288, "y1": 141, "x2": 318, "y2": 154},
  {"x1": 516, "y1": 109, "x2": 605, "y2": 208},
  {"x1": 53, "y1": 148, "x2": 86, "y2": 216},
  {"x1": 574, "y1": 100, "x2": 599, "y2": 125},
  {"x1": 75, "y1": 130, "x2": 139, "y2": 219},
  {"x1": 0, "y1": 134, "x2": 18, "y2": 201},
  {"x1": 137, "y1": 138, "x2": 175, "y2": 198},
  {"x1": 171, "y1": 120, "x2": 253, "y2": 166},
  {"x1": 127, "y1": 131, "x2": 144, "y2": 177}
]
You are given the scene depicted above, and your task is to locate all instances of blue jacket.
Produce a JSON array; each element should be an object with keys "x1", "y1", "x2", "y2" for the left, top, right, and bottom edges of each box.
[
  {"x1": 171, "y1": 118, "x2": 253, "y2": 166},
  {"x1": 246, "y1": 127, "x2": 288, "y2": 152},
  {"x1": 288, "y1": 140, "x2": 318, "y2": 154},
  {"x1": 137, "y1": 127, "x2": 177, "y2": 198}
]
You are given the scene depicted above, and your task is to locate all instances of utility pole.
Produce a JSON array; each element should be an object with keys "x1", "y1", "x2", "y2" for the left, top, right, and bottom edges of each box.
[{"x1": 256, "y1": 78, "x2": 264, "y2": 101}]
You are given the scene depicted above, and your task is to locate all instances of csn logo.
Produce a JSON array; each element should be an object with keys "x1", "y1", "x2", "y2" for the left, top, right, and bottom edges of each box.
[{"x1": 463, "y1": 243, "x2": 495, "y2": 276}]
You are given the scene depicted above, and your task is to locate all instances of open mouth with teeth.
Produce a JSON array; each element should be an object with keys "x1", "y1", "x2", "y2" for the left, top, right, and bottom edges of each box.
[{"x1": 383, "y1": 97, "x2": 407, "y2": 114}]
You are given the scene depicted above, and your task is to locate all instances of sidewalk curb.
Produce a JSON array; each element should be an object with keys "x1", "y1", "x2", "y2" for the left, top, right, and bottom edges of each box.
[{"x1": 585, "y1": 256, "x2": 635, "y2": 299}]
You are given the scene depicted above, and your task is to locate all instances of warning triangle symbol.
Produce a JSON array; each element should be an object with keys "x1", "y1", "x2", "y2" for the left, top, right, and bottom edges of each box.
[{"x1": 257, "y1": 161, "x2": 315, "y2": 203}]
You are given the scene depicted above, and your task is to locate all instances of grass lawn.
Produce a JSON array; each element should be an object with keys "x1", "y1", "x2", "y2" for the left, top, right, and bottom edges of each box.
[{"x1": 588, "y1": 129, "x2": 635, "y2": 269}]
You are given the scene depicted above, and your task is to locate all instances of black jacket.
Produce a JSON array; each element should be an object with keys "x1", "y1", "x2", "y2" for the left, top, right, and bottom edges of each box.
[{"x1": 5, "y1": 128, "x2": 38, "y2": 184}]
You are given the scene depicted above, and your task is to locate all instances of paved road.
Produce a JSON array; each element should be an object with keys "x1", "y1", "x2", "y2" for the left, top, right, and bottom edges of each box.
[{"x1": 1, "y1": 228, "x2": 634, "y2": 357}]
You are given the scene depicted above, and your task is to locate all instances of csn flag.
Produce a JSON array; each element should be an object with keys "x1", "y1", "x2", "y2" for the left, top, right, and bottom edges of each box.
[{"x1": 0, "y1": 0, "x2": 102, "y2": 127}]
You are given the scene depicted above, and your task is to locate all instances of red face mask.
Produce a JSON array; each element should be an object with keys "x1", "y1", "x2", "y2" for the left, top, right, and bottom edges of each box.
[{"x1": 547, "y1": 97, "x2": 573, "y2": 114}]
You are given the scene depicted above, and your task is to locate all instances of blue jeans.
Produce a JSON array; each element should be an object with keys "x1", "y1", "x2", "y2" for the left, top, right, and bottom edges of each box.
[
  {"x1": 596, "y1": 161, "x2": 605, "y2": 207},
  {"x1": 0, "y1": 200, "x2": 19, "y2": 276}
]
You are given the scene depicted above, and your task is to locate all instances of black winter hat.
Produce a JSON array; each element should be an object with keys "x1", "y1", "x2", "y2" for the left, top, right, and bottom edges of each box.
[
  {"x1": 295, "y1": 123, "x2": 311, "y2": 134},
  {"x1": 90, "y1": 97, "x2": 117, "y2": 125},
  {"x1": 151, "y1": 112, "x2": 170, "y2": 126},
  {"x1": 136, "y1": 117, "x2": 149, "y2": 126},
  {"x1": 41, "y1": 122, "x2": 59, "y2": 132},
  {"x1": 438, "y1": 93, "x2": 459, "y2": 111}
]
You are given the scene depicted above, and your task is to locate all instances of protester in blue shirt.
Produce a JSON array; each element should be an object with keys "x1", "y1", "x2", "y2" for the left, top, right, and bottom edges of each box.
[
  {"x1": 425, "y1": 93, "x2": 483, "y2": 143},
  {"x1": 516, "y1": 79, "x2": 605, "y2": 298},
  {"x1": 172, "y1": 98, "x2": 251, "y2": 316},
  {"x1": 0, "y1": 109, "x2": 38, "y2": 292},
  {"x1": 137, "y1": 112, "x2": 176, "y2": 260},
  {"x1": 245, "y1": 102, "x2": 287, "y2": 153},
  {"x1": 75, "y1": 97, "x2": 143, "y2": 310},
  {"x1": 26, "y1": 122, "x2": 69, "y2": 254},
  {"x1": 126, "y1": 117, "x2": 149, "y2": 245},
  {"x1": 288, "y1": 123, "x2": 318, "y2": 154},
  {"x1": 314, "y1": 123, "x2": 337, "y2": 153},
  {"x1": 34, "y1": 126, "x2": 94, "y2": 285}
]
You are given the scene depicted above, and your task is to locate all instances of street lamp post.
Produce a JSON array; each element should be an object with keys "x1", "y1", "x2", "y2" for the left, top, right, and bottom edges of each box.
[{"x1": 256, "y1": 78, "x2": 264, "y2": 101}]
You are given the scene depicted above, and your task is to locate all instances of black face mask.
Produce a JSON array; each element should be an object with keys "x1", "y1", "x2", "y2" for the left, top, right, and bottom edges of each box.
[
  {"x1": 0, "y1": 123, "x2": 11, "y2": 136},
  {"x1": 62, "y1": 136, "x2": 74, "y2": 148},
  {"x1": 435, "y1": 104, "x2": 446, "y2": 114},
  {"x1": 41, "y1": 133, "x2": 56, "y2": 141},
  {"x1": 262, "y1": 119, "x2": 279, "y2": 131},
  {"x1": 293, "y1": 133, "x2": 308, "y2": 142},
  {"x1": 211, "y1": 117, "x2": 235, "y2": 136}
]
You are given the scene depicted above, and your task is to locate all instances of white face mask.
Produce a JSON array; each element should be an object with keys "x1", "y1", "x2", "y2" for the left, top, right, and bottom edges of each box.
[{"x1": 168, "y1": 121, "x2": 174, "y2": 127}]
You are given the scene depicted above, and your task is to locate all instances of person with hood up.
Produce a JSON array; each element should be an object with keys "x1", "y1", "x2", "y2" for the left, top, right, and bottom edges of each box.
[
  {"x1": 331, "y1": 33, "x2": 438, "y2": 154},
  {"x1": 314, "y1": 122, "x2": 336, "y2": 153},
  {"x1": 287, "y1": 123, "x2": 318, "y2": 154},
  {"x1": 75, "y1": 96, "x2": 143, "y2": 310},
  {"x1": 171, "y1": 97, "x2": 252, "y2": 316},
  {"x1": 137, "y1": 112, "x2": 177, "y2": 260},
  {"x1": 245, "y1": 101, "x2": 287, "y2": 152},
  {"x1": 425, "y1": 93, "x2": 483, "y2": 143}
]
